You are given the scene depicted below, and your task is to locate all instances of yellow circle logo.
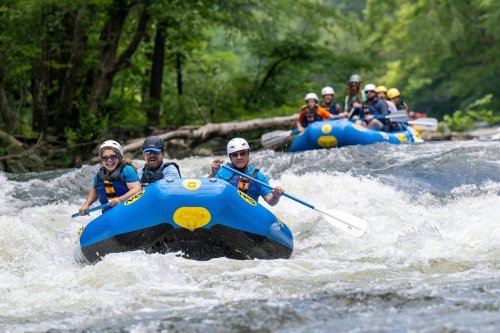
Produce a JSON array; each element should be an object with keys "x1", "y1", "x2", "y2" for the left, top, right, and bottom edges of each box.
[
  {"x1": 173, "y1": 207, "x2": 211, "y2": 231},
  {"x1": 124, "y1": 190, "x2": 145, "y2": 206},
  {"x1": 183, "y1": 179, "x2": 201, "y2": 191},
  {"x1": 353, "y1": 124, "x2": 367, "y2": 132},
  {"x1": 238, "y1": 191, "x2": 257, "y2": 206},
  {"x1": 321, "y1": 124, "x2": 332, "y2": 134},
  {"x1": 317, "y1": 136, "x2": 337, "y2": 148},
  {"x1": 396, "y1": 133, "x2": 408, "y2": 142}
]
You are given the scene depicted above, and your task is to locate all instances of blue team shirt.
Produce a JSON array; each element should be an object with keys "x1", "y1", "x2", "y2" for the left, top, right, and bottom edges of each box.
[{"x1": 214, "y1": 164, "x2": 272, "y2": 200}]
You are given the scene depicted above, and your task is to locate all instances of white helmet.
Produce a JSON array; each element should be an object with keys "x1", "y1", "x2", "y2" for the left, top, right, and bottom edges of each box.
[
  {"x1": 321, "y1": 86, "x2": 335, "y2": 96},
  {"x1": 227, "y1": 138, "x2": 250, "y2": 156},
  {"x1": 304, "y1": 92, "x2": 319, "y2": 102},
  {"x1": 363, "y1": 84, "x2": 377, "y2": 92},
  {"x1": 99, "y1": 140, "x2": 123, "y2": 158},
  {"x1": 349, "y1": 74, "x2": 362, "y2": 83}
]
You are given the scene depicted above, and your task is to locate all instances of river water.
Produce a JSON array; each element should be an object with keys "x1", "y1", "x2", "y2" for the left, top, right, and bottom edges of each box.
[{"x1": 1, "y1": 140, "x2": 499, "y2": 332}]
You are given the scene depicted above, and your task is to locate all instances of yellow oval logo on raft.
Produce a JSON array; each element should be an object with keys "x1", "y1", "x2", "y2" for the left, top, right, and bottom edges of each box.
[
  {"x1": 321, "y1": 124, "x2": 332, "y2": 134},
  {"x1": 317, "y1": 136, "x2": 337, "y2": 148},
  {"x1": 353, "y1": 124, "x2": 367, "y2": 132},
  {"x1": 173, "y1": 207, "x2": 211, "y2": 231},
  {"x1": 396, "y1": 133, "x2": 408, "y2": 142},
  {"x1": 183, "y1": 179, "x2": 201, "y2": 191},
  {"x1": 124, "y1": 190, "x2": 145, "y2": 206},
  {"x1": 238, "y1": 190, "x2": 257, "y2": 206}
]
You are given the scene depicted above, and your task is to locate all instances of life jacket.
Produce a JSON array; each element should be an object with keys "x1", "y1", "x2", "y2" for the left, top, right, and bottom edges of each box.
[
  {"x1": 300, "y1": 106, "x2": 323, "y2": 127},
  {"x1": 95, "y1": 164, "x2": 129, "y2": 212},
  {"x1": 395, "y1": 100, "x2": 407, "y2": 111},
  {"x1": 140, "y1": 162, "x2": 181, "y2": 185},
  {"x1": 361, "y1": 99, "x2": 385, "y2": 119},
  {"x1": 227, "y1": 166, "x2": 260, "y2": 201},
  {"x1": 320, "y1": 101, "x2": 341, "y2": 115}
]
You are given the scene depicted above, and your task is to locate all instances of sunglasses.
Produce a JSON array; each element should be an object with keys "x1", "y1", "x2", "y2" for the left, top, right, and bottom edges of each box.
[
  {"x1": 349, "y1": 82, "x2": 360, "y2": 86},
  {"x1": 144, "y1": 150, "x2": 162, "y2": 156},
  {"x1": 366, "y1": 90, "x2": 376, "y2": 94},
  {"x1": 101, "y1": 155, "x2": 118, "y2": 162},
  {"x1": 230, "y1": 151, "x2": 248, "y2": 158}
]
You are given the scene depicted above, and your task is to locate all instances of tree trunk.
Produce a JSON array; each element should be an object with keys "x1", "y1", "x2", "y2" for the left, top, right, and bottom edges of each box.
[
  {"x1": 0, "y1": 54, "x2": 15, "y2": 132},
  {"x1": 89, "y1": 0, "x2": 150, "y2": 116},
  {"x1": 147, "y1": 19, "x2": 167, "y2": 126},
  {"x1": 56, "y1": 6, "x2": 89, "y2": 130},
  {"x1": 31, "y1": 10, "x2": 49, "y2": 138},
  {"x1": 176, "y1": 52, "x2": 183, "y2": 96}
]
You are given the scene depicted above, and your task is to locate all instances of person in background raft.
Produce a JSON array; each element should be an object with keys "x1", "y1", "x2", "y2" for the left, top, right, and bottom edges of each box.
[
  {"x1": 387, "y1": 88, "x2": 409, "y2": 112},
  {"x1": 79, "y1": 140, "x2": 141, "y2": 215},
  {"x1": 320, "y1": 86, "x2": 342, "y2": 117},
  {"x1": 376, "y1": 86, "x2": 398, "y2": 114},
  {"x1": 344, "y1": 74, "x2": 366, "y2": 116},
  {"x1": 297, "y1": 92, "x2": 334, "y2": 133},
  {"x1": 354, "y1": 84, "x2": 388, "y2": 131},
  {"x1": 138, "y1": 136, "x2": 181, "y2": 186},
  {"x1": 209, "y1": 138, "x2": 284, "y2": 206}
]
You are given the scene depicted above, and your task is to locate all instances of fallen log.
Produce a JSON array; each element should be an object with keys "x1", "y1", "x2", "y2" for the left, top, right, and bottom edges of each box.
[
  {"x1": 0, "y1": 129, "x2": 24, "y2": 148},
  {"x1": 90, "y1": 114, "x2": 297, "y2": 162},
  {"x1": 127, "y1": 114, "x2": 296, "y2": 151}
]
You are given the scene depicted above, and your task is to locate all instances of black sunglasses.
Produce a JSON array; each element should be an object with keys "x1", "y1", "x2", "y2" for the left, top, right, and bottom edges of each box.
[
  {"x1": 144, "y1": 150, "x2": 162, "y2": 156},
  {"x1": 230, "y1": 151, "x2": 248, "y2": 158},
  {"x1": 101, "y1": 155, "x2": 118, "y2": 162}
]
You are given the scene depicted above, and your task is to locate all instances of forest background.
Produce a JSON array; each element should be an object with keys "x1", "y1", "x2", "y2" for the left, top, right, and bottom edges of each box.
[{"x1": 0, "y1": 0, "x2": 499, "y2": 171}]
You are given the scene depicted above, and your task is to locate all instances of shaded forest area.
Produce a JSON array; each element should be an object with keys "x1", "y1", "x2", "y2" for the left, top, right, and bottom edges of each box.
[{"x1": 0, "y1": 0, "x2": 499, "y2": 172}]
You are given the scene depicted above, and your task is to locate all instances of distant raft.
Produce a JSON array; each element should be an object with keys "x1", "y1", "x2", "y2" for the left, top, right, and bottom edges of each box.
[
  {"x1": 291, "y1": 119, "x2": 422, "y2": 152},
  {"x1": 75, "y1": 178, "x2": 293, "y2": 263}
]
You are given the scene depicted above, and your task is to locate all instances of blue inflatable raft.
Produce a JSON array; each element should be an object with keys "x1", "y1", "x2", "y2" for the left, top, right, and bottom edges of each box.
[
  {"x1": 291, "y1": 119, "x2": 422, "y2": 152},
  {"x1": 75, "y1": 178, "x2": 293, "y2": 263}
]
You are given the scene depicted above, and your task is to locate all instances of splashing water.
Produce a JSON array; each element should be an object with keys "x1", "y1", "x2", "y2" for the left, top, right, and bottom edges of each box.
[{"x1": 1, "y1": 140, "x2": 499, "y2": 332}]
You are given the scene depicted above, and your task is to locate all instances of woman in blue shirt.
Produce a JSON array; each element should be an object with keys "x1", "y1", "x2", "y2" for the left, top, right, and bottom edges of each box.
[{"x1": 79, "y1": 140, "x2": 142, "y2": 215}]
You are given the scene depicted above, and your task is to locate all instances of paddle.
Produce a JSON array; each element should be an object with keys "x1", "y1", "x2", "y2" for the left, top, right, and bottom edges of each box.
[
  {"x1": 408, "y1": 118, "x2": 438, "y2": 131},
  {"x1": 377, "y1": 110, "x2": 409, "y2": 122},
  {"x1": 261, "y1": 128, "x2": 299, "y2": 148},
  {"x1": 221, "y1": 164, "x2": 368, "y2": 237},
  {"x1": 71, "y1": 203, "x2": 109, "y2": 218}
]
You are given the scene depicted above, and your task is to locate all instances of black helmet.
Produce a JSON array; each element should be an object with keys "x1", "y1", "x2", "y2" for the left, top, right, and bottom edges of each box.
[{"x1": 143, "y1": 136, "x2": 164, "y2": 152}]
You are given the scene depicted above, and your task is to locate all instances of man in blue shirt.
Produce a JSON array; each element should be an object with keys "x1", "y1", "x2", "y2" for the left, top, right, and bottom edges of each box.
[
  {"x1": 138, "y1": 136, "x2": 181, "y2": 185},
  {"x1": 209, "y1": 138, "x2": 284, "y2": 206},
  {"x1": 355, "y1": 83, "x2": 388, "y2": 131}
]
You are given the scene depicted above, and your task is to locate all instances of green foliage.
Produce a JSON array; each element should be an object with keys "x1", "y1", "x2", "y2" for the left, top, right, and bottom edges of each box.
[
  {"x1": 443, "y1": 111, "x2": 475, "y2": 132},
  {"x1": 65, "y1": 111, "x2": 108, "y2": 148},
  {"x1": 1, "y1": 0, "x2": 499, "y2": 155},
  {"x1": 443, "y1": 94, "x2": 499, "y2": 132}
]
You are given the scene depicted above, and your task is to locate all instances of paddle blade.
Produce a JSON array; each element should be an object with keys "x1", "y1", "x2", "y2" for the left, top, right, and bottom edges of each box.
[
  {"x1": 261, "y1": 130, "x2": 294, "y2": 148},
  {"x1": 385, "y1": 110, "x2": 409, "y2": 122},
  {"x1": 315, "y1": 207, "x2": 368, "y2": 237},
  {"x1": 408, "y1": 118, "x2": 438, "y2": 131}
]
